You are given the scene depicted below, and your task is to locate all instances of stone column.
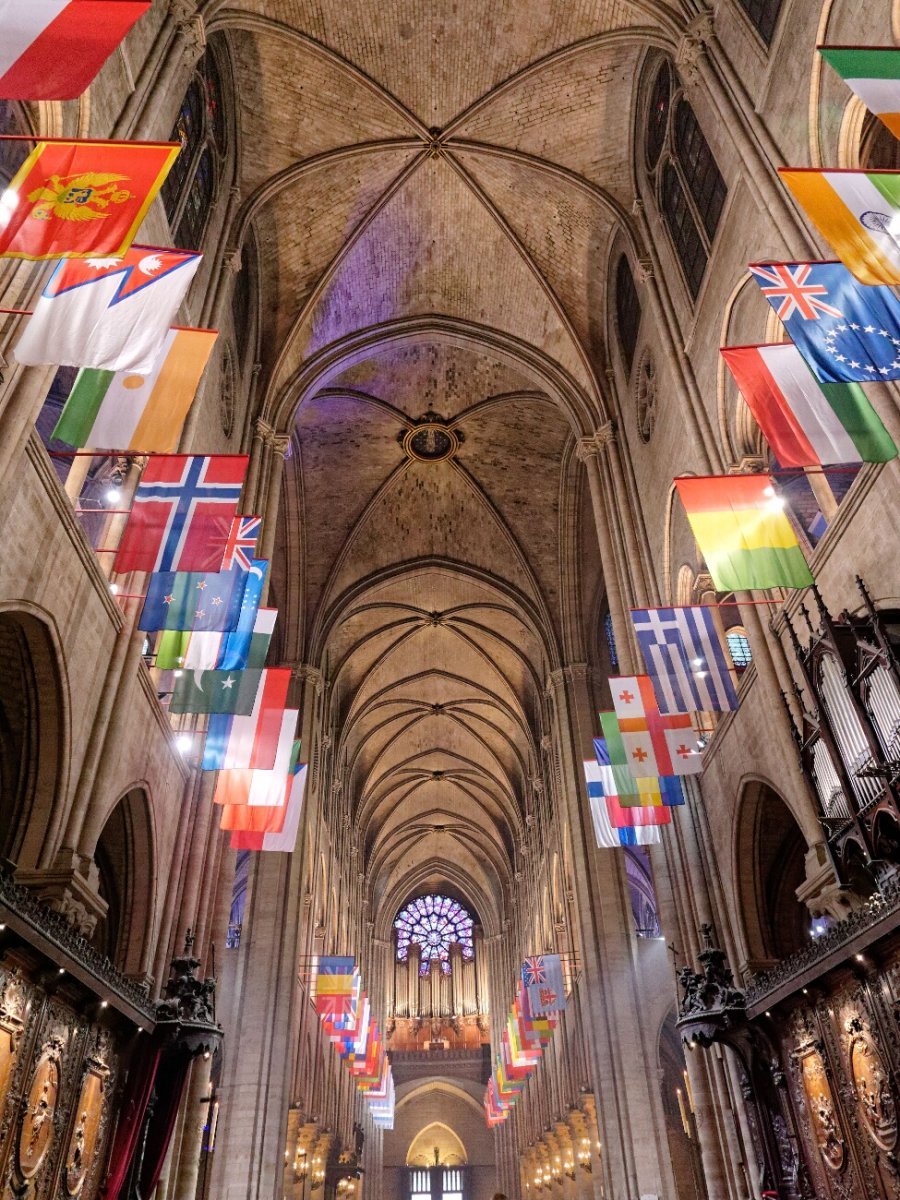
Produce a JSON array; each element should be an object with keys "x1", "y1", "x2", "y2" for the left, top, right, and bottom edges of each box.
[
  {"x1": 545, "y1": 665, "x2": 675, "y2": 1200},
  {"x1": 675, "y1": 12, "x2": 817, "y2": 259},
  {"x1": 259, "y1": 433, "x2": 291, "y2": 566},
  {"x1": 574, "y1": 438, "x2": 635, "y2": 675},
  {"x1": 129, "y1": 1, "x2": 207, "y2": 142}
]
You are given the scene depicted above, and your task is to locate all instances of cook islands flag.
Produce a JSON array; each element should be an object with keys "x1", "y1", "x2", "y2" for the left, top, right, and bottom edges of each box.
[{"x1": 749, "y1": 260, "x2": 900, "y2": 384}]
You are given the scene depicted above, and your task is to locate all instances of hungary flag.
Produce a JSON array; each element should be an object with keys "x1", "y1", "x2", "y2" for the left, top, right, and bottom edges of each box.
[
  {"x1": 52, "y1": 327, "x2": 217, "y2": 452},
  {"x1": 676, "y1": 475, "x2": 814, "y2": 592},
  {"x1": 780, "y1": 168, "x2": 900, "y2": 286},
  {"x1": 721, "y1": 343, "x2": 896, "y2": 466},
  {"x1": 169, "y1": 668, "x2": 264, "y2": 716},
  {"x1": 820, "y1": 47, "x2": 900, "y2": 138}
]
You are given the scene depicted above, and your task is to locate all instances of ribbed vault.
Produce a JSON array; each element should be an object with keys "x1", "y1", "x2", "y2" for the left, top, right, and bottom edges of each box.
[{"x1": 212, "y1": 0, "x2": 683, "y2": 940}]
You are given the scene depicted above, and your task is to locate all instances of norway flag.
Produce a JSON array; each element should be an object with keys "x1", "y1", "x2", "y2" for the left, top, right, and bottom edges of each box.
[{"x1": 114, "y1": 455, "x2": 248, "y2": 573}]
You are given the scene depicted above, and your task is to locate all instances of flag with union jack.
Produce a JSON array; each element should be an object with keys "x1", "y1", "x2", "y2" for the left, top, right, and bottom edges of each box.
[
  {"x1": 114, "y1": 454, "x2": 248, "y2": 573},
  {"x1": 220, "y1": 514, "x2": 261, "y2": 570},
  {"x1": 749, "y1": 260, "x2": 900, "y2": 383},
  {"x1": 521, "y1": 954, "x2": 566, "y2": 1014}
]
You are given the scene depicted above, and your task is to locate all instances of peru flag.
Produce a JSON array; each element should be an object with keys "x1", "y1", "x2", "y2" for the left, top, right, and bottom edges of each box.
[{"x1": 0, "y1": 2, "x2": 150, "y2": 100}]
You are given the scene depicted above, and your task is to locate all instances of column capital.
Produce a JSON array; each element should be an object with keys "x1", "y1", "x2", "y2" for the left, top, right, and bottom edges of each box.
[
  {"x1": 271, "y1": 433, "x2": 292, "y2": 456},
  {"x1": 676, "y1": 13, "x2": 714, "y2": 86},
  {"x1": 169, "y1": 0, "x2": 206, "y2": 63},
  {"x1": 635, "y1": 255, "x2": 654, "y2": 284},
  {"x1": 574, "y1": 425, "x2": 616, "y2": 462},
  {"x1": 254, "y1": 417, "x2": 275, "y2": 442},
  {"x1": 294, "y1": 664, "x2": 325, "y2": 694}
]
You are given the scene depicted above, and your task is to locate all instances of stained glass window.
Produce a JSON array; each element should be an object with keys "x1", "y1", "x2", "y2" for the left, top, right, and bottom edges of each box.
[
  {"x1": 736, "y1": 0, "x2": 784, "y2": 46},
  {"x1": 394, "y1": 894, "x2": 474, "y2": 975}
]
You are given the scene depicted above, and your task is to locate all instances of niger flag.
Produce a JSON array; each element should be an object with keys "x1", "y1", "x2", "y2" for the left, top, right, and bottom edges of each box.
[{"x1": 0, "y1": 139, "x2": 180, "y2": 261}]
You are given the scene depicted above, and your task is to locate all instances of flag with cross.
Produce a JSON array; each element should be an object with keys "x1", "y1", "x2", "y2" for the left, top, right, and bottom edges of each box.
[{"x1": 609, "y1": 675, "x2": 703, "y2": 777}]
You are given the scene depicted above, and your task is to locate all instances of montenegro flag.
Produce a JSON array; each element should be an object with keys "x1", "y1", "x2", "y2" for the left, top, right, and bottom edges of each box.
[{"x1": 0, "y1": 139, "x2": 180, "y2": 260}]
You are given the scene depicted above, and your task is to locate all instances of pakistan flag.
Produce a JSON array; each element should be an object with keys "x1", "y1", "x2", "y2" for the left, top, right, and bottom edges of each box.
[{"x1": 169, "y1": 668, "x2": 263, "y2": 715}]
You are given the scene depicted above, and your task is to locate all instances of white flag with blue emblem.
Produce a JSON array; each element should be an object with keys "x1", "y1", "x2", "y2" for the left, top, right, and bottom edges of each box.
[{"x1": 631, "y1": 606, "x2": 739, "y2": 714}]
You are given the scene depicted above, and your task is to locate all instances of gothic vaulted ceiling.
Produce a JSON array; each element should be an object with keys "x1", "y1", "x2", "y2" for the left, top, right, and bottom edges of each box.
[{"x1": 212, "y1": 0, "x2": 686, "y2": 927}]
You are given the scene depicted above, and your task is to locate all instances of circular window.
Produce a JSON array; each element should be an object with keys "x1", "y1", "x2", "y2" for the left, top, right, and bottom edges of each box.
[
  {"x1": 635, "y1": 350, "x2": 657, "y2": 443},
  {"x1": 402, "y1": 421, "x2": 458, "y2": 462}
]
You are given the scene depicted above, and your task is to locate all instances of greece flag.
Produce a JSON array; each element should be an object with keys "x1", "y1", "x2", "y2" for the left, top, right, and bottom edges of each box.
[{"x1": 632, "y1": 606, "x2": 739, "y2": 715}]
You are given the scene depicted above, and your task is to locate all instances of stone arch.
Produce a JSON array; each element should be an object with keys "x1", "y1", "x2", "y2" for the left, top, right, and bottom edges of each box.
[
  {"x1": 733, "y1": 778, "x2": 811, "y2": 971},
  {"x1": 406, "y1": 1123, "x2": 467, "y2": 1167},
  {"x1": 92, "y1": 786, "x2": 156, "y2": 977},
  {"x1": 0, "y1": 607, "x2": 69, "y2": 870}
]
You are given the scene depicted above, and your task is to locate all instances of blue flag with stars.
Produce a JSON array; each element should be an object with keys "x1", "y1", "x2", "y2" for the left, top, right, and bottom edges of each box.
[
  {"x1": 749, "y1": 261, "x2": 900, "y2": 383},
  {"x1": 138, "y1": 565, "x2": 247, "y2": 632}
]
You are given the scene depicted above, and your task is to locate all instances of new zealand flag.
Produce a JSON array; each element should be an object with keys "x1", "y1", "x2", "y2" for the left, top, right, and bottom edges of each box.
[{"x1": 749, "y1": 261, "x2": 900, "y2": 383}]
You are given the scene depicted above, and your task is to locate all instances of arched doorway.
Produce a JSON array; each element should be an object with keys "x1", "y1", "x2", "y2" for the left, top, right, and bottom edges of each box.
[
  {"x1": 735, "y1": 781, "x2": 810, "y2": 970},
  {"x1": 0, "y1": 610, "x2": 65, "y2": 868},
  {"x1": 92, "y1": 787, "x2": 155, "y2": 975},
  {"x1": 384, "y1": 1082, "x2": 493, "y2": 1200}
]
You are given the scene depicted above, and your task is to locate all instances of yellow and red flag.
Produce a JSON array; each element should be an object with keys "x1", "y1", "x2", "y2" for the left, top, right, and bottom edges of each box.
[{"x1": 0, "y1": 138, "x2": 180, "y2": 260}]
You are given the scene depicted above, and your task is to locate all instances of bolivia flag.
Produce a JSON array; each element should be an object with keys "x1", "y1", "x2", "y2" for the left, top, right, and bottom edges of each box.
[
  {"x1": 675, "y1": 475, "x2": 814, "y2": 592},
  {"x1": 0, "y1": 139, "x2": 180, "y2": 261},
  {"x1": 780, "y1": 169, "x2": 900, "y2": 286},
  {"x1": 0, "y1": 2, "x2": 150, "y2": 100},
  {"x1": 52, "y1": 327, "x2": 217, "y2": 452},
  {"x1": 820, "y1": 47, "x2": 900, "y2": 138},
  {"x1": 722, "y1": 343, "x2": 896, "y2": 467}
]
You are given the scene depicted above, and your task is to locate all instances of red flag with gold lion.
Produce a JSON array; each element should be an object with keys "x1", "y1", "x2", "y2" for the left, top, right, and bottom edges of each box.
[{"x1": 0, "y1": 138, "x2": 180, "y2": 260}]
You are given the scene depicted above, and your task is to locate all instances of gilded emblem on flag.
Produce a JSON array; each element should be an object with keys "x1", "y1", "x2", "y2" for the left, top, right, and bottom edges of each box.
[{"x1": 28, "y1": 173, "x2": 133, "y2": 223}]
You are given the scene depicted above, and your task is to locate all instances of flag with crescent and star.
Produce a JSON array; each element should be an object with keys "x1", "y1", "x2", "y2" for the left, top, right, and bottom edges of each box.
[
  {"x1": 168, "y1": 667, "x2": 263, "y2": 715},
  {"x1": 749, "y1": 260, "x2": 900, "y2": 384}
]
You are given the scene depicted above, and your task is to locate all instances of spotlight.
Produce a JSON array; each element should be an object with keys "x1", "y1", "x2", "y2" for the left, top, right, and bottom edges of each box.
[
  {"x1": 176, "y1": 733, "x2": 193, "y2": 754},
  {"x1": 105, "y1": 487, "x2": 121, "y2": 504}
]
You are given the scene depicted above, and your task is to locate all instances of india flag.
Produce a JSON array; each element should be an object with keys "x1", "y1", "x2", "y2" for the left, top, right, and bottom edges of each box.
[
  {"x1": 820, "y1": 47, "x2": 900, "y2": 138},
  {"x1": 52, "y1": 327, "x2": 217, "y2": 451},
  {"x1": 780, "y1": 169, "x2": 900, "y2": 286},
  {"x1": 721, "y1": 343, "x2": 896, "y2": 466}
]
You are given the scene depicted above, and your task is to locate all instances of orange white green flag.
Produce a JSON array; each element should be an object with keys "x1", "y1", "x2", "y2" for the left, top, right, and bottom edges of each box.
[
  {"x1": 0, "y1": 139, "x2": 179, "y2": 260},
  {"x1": 819, "y1": 47, "x2": 900, "y2": 138},
  {"x1": 779, "y1": 169, "x2": 900, "y2": 286},
  {"x1": 675, "y1": 475, "x2": 814, "y2": 592},
  {"x1": 51, "y1": 327, "x2": 217, "y2": 451}
]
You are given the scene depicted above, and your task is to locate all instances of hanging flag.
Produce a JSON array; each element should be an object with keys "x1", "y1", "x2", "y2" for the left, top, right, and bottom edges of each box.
[
  {"x1": 748, "y1": 261, "x2": 900, "y2": 384},
  {"x1": 779, "y1": 169, "x2": 900, "y2": 287},
  {"x1": 178, "y1": 603, "x2": 274, "y2": 673},
  {"x1": 168, "y1": 668, "x2": 263, "y2": 716},
  {"x1": 15, "y1": 245, "x2": 202, "y2": 373},
  {"x1": 216, "y1": 709, "x2": 299, "y2": 815},
  {"x1": 221, "y1": 515, "x2": 262, "y2": 571},
  {"x1": 631, "y1": 606, "x2": 739, "y2": 714},
  {"x1": 0, "y1": 139, "x2": 179, "y2": 260},
  {"x1": 0, "y1": 2, "x2": 150, "y2": 100},
  {"x1": 521, "y1": 955, "x2": 566, "y2": 1015},
  {"x1": 721, "y1": 342, "x2": 896, "y2": 467},
  {"x1": 609, "y1": 675, "x2": 703, "y2": 777},
  {"x1": 582, "y1": 760, "x2": 663, "y2": 849},
  {"x1": 231, "y1": 760, "x2": 307, "y2": 852},
  {"x1": 593, "y1": 727, "x2": 682, "y2": 811},
  {"x1": 156, "y1": 604, "x2": 274, "y2": 672},
  {"x1": 51, "y1": 327, "x2": 217, "y2": 452},
  {"x1": 138, "y1": 565, "x2": 248, "y2": 633},
  {"x1": 114, "y1": 454, "x2": 248, "y2": 574},
  {"x1": 820, "y1": 47, "x2": 900, "y2": 137},
  {"x1": 675, "y1": 474, "x2": 814, "y2": 591},
  {"x1": 203, "y1": 667, "x2": 292, "y2": 771}
]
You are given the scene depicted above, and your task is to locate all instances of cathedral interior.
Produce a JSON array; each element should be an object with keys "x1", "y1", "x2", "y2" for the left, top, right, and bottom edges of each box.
[{"x1": 5, "y1": 1, "x2": 900, "y2": 1199}]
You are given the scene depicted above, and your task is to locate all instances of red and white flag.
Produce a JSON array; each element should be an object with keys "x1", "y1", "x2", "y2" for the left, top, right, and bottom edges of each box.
[
  {"x1": 0, "y1": 1, "x2": 150, "y2": 100},
  {"x1": 610, "y1": 675, "x2": 702, "y2": 777},
  {"x1": 215, "y1": 709, "x2": 299, "y2": 814},
  {"x1": 230, "y1": 764, "x2": 308, "y2": 852},
  {"x1": 14, "y1": 246, "x2": 202, "y2": 373},
  {"x1": 204, "y1": 668, "x2": 292, "y2": 772},
  {"x1": 114, "y1": 455, "x2": 248, "y2": 574}
]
